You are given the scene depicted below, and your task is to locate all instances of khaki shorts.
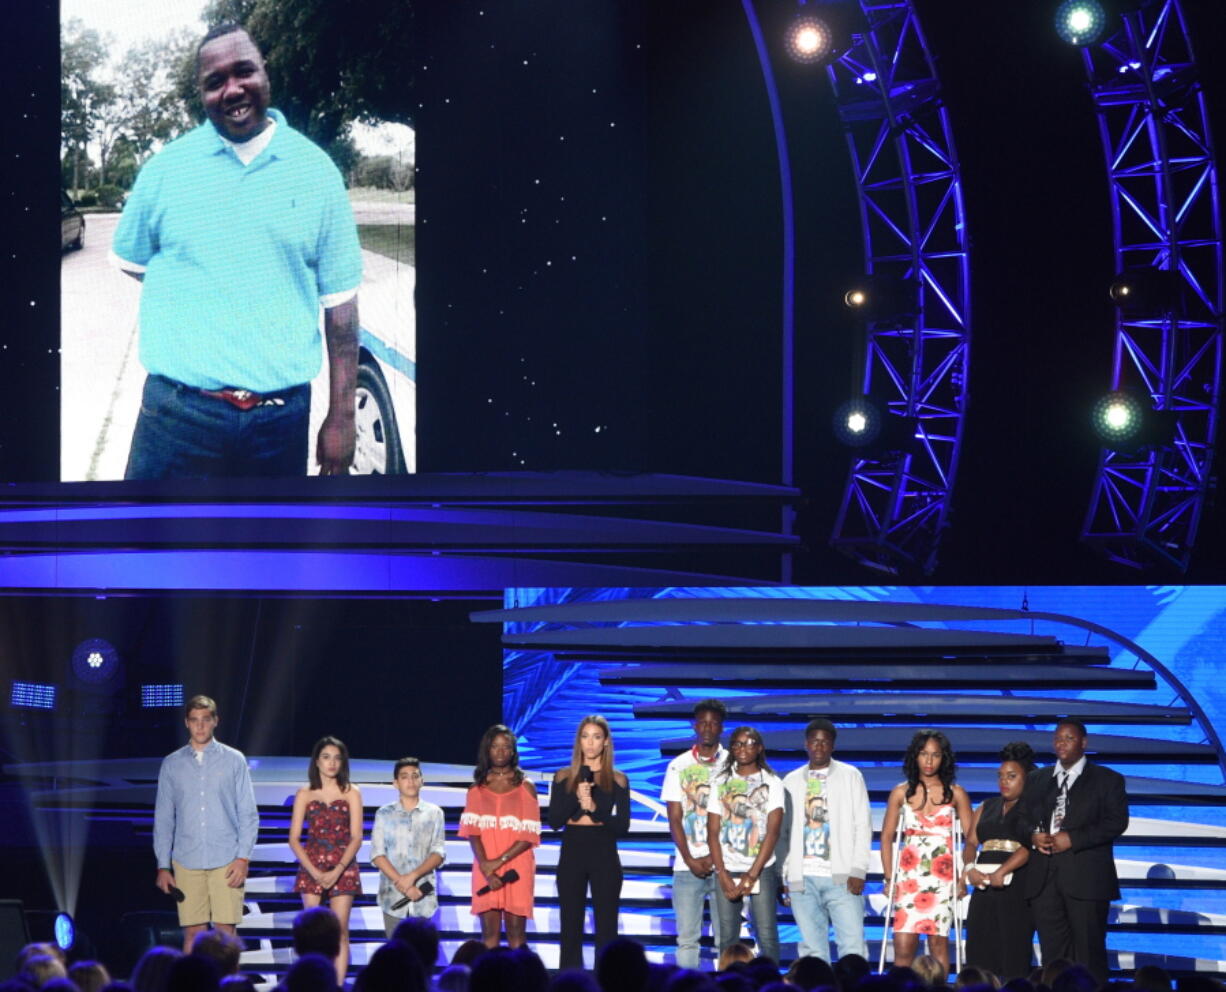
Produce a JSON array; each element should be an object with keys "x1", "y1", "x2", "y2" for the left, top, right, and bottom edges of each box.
[{"x1": 173, "y1": 860, "x2": 246, "y2": 926}]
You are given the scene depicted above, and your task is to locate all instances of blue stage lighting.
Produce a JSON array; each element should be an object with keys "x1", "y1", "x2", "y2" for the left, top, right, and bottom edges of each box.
[
  {"x1": 141, "y1": 684, "x2": 185, "y2": 709},
  {"x1": 71, "y1": 637, "x2": 120, "y2": 685},
  {"x1": 11, "y1": 681, "x2": 57, "y2": 710},
  {"x1": 54, "y1": 913, "x2": 75, "y2": 951},
  {"x1": 786, "y1": 14, "x2": 835, "y2": 64},
  {"x1": 833, "y1": 397, "x2": 884, "y2": 447},
  {"x1": 1055, "y1": 0, "x2": 1108, "y2": 45}
]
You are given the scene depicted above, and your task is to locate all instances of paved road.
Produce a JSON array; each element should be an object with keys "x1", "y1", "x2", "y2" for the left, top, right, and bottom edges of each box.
[{"x1": 61, "y1": 210, "x2": 416, "y2": 481}]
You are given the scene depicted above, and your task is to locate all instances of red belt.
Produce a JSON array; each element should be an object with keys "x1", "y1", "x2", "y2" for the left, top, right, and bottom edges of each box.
[{"x1": 198, "y1": 387, "x2": 271, "y2": 411}]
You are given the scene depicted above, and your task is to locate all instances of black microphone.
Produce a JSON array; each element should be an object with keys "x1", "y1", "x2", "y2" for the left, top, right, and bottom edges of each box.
[
  {"x1": 390, "y1": 879, "x2": 434, "y2": 911},
  {"x1": 476, "y1": 868, "x2": 519, "y2": 896},
  {"x1": 168, "y1": 886, "x2": 186, "y2": 903},
  {"x1": 580, "y1": 766, "x2": 594, "y2": 784}
]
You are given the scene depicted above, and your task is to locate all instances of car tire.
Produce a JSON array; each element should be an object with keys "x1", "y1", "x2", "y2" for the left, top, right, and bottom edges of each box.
[
  {"x1": 71, "y1": 220, "x2": 84, "y2": 251},
  {"x1": 352, "y1": 360, "x2": 405, "y2": 475}
]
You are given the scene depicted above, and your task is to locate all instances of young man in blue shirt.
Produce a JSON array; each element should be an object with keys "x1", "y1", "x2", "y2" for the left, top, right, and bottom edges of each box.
[
  {"x1": 371, "y1": 757, "x2": 447, "y2": 938},
  {"x1": 111, "y1": 24, "x2": 363, "y2": 478},
  {"x1": 153, "y1": 694, "x2": 259, "y2": 951}
]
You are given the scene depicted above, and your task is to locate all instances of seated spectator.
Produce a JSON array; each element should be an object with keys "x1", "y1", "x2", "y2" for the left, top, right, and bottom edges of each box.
[
  {"x1": 102, "y1": 983, "x2": 136, "y2": 992},
  {"x1": 834, "y1": 955, "x2": 872, "y2": 992},
  {"x1": 20, "y1": 954, "x2": 67, "y2": 987},
  {"x1": 550, "y1": 973, "x2": 600, "y2": 992},
  {"x1": 955, "y1": 968, "x2": 998, "y2": 991},
  {"x1": 15, "y1": 943, "x2": 66, "y2": 973},
  {"x1": 1001, "y1": 980, "x2": 1035, "y2": 992},
  {"x1": 165, "y1": 954, "x2": 221, "y2": 992},
  {"x1": 294, "y1": 908, "x2": 342, "y2": 964},
  {"x1": 1135, "y1": 968, "x2": 1172, "y2": 992},
  {"x1": 1040, "y1": 961, "x2": 1074, "y2": 990},
  {"x1": 219, "y1": 977, "x2": 256, "y2": 992},
  {"x1": 597, "y1": 938, "x2": 649, "y2": 992},
  {"x1": 469, "y1": 948, "x2": 549, "y2": 992},
  {"x1": 912, "y1": 957, "x2": 946, "y2": 989},
  {"x1": 451, "y1": 941, "x2": 489, "y2": 968},
  {"x1": 663, "y1": 971, "x2": 717, "y2": 992},
  {"x1": 436, "y1": 965, "x2": 471, "y2": 992},
  {"x1": 715, "y1": 975, "x2": 754, "y2": 992},
  {"x1": 354, "y1": 941, "x2": 427, "y2": 992},
  {"x1": 745, "y1": 958, "x2": 781, "y2": 988},
  {"x1": 284, "y1": 953, "x2": 337, "y2": 992},
  {"x1": 130, "y1": 946, "x2": 182, "y2": 992},
  {"x1": 192, "y1": 932, "x2": 244, "y2": 979},
  {"x1": 718, "y1": 944, "x2": 755, "y2": 972},
  {"x1": 69, "y1": 961, "x2": 112, "y2": 992},
  {"x1": 1050, "y1": 966, "x2": 1095, "y2": 992},
  {"x1": 786, "y1": 956, "x2": 838, "y2": 991},
  {"x1": 391, "y1": 917, "x2": 441, "y2": 974}
]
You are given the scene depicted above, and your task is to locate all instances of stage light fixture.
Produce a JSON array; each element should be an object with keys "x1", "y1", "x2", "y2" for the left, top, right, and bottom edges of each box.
[
  {"x1": 786, "y1": 14, "x2": 836, "y2": 64},
  {"x1": 1091, "y1": 390, "x2": 1180, "y2": 450},
  {"x1": 54, "y1": 913, "x2": 75, "y2": 952},
  {"x1": 10, "y1": 681, "x2": 56, "y2": 710},
  {"x1": 141, "y1": 684, "x2": 184, "y2": 709},
  {"x1": 833, "y1": 397, "x2": 884, "y2": 447},
  {"x1": 842, "y1": 275, "x2": 919, "y2": 320},
  {"x1": 1108, "y1": 267, "x2": 1181, "y2": 311},
  {"x1": 71, "y1": 638, "x2": 120, "y2": 686},
  {"x1": 1055, "y1": 0, "x2": 1108, "y2": 45}
]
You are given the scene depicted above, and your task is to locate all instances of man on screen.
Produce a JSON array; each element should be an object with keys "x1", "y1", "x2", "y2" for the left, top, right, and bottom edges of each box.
[{"x1": 111, "y1": 24, "x2": 362, "y2": 478}]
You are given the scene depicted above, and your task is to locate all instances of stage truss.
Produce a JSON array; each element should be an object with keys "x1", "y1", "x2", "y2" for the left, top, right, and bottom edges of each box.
[
  {"x1": 1080, "y1": 0, "x2": 1223, "y2": 571},
  {"x1": 827, "y1": 1, "x2": 971, "y2": 576}
]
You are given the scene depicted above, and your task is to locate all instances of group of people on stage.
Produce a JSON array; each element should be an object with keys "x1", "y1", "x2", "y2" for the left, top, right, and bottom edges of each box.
[{"x1": 152, "y1": 694, "x2": 1128, "y2": 984}]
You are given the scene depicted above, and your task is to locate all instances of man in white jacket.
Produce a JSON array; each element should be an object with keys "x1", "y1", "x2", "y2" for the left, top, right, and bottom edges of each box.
[{"x1": 781, "y1": 718, "x2": 872, "y2": 962}]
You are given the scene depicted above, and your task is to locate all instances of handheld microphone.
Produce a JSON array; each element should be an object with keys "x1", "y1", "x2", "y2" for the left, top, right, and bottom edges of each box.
[
  {"x1": 390, "y1": 879, "x2": 434, "y2": 911},
  {"x1": 580, "y1": 766, "x2": 594, "y2": 784},
  {"x1": 168, "y1": 886, "x2": 186, "y2": 903},
  {"x1": 476, "y1": 868, "x2": 519, "y2": 896}
]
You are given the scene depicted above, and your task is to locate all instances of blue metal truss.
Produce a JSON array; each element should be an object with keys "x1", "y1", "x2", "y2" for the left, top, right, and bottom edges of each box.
[
  {"x1": 1080, "y1": 0, "x2": 1223, "y2": 571},
  {"x1": 827, "y1": 1, "x2": 971, "y2": 576}
]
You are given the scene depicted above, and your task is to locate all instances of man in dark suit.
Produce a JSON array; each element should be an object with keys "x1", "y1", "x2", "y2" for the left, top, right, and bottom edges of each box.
[{"x1": 1023, "y1": 719, "x2": 1129, "y2": 983}]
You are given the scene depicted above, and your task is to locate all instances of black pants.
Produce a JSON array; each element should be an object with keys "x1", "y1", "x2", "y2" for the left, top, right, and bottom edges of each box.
[
  {"x1": 556, "y1": 826, "x2": 623, "y2": 971},
  {"x1": 1030, "y1": 872, "x2": 1110, "y2": 983}
]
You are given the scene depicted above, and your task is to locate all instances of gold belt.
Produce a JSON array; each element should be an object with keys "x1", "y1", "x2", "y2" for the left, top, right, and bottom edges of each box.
[{"x1": 982, "y1": 839, "x2": 1021, "y2": 853}]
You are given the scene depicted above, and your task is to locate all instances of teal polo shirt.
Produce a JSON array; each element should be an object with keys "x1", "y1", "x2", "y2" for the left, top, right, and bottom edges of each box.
[{"x1": 112, "y1": 110, "x2": 363, "y2": 392}]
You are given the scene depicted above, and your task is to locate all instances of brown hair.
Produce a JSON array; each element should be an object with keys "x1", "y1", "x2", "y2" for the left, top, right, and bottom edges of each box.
[
  {"x1": 184, "y1": 694, "x2": 217, "y2": 719},
  {"x1": 565, "y1": 715, "x2": 616, "y2": 793}
]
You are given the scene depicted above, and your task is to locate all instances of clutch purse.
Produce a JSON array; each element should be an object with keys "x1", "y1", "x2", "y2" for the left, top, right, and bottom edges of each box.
[{"x1": 972, "y1": 861, "x2": 1013, "y2": 886}]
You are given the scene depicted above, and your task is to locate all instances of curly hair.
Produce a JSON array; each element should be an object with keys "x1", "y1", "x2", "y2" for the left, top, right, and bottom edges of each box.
[
  {"x1": 999, "y1": 740, "x2": 1037, "y2": 775},
  {"x1": 903, "y1": 729, "x2": 955, "y2": 805},
  {"x1": 474, "y1": 724, "x2": 524, "y2": 785}
]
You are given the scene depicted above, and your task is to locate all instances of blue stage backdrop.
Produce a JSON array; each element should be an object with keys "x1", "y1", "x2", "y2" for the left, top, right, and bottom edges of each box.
[{"x1": 501, "y1": 585, "x2": 1226, "y2": 968}]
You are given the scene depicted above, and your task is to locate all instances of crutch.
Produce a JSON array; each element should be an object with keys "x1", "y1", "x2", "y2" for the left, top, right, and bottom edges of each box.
[
  {"x1": 950, "y1": 810, "x2": 965, "y2": 973},
  {"x1": 878, "y1": 802, "x2": 904, "y2": 973}
]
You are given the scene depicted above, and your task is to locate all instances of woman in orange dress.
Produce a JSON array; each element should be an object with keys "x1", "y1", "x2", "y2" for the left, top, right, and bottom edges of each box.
[{"x1": 459, "y1": 724, "x2": 541, "y2": 948}]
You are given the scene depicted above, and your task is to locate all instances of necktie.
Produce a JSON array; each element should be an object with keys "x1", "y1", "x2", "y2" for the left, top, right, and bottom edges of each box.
[{"x1": 1052, "y1": 772, "x2": 1068, "y2": 832}]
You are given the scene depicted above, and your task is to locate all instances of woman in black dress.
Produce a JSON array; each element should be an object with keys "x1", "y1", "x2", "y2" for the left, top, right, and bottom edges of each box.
[
  {"x1": 549, "y1": 714, "x2": 630, "y2": 970},
  {"x1": 963, "y1": 741, "x2": 1037, "y2": 980}
]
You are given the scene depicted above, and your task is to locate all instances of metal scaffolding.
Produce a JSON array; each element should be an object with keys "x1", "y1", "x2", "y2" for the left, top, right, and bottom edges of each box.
[
  {"x1": 827, "y1": 1, "x2": 971, "y2": 575},
  {"x1": 1080, "y1": 0, "x2": 1223, "y2": 571}
]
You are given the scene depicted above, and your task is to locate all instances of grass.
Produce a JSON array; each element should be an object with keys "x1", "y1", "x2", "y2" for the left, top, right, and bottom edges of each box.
[
  {"x1": 349, "y1": 186, "x2": 415, "y2": 204},
  {"x1": 358, "y1": 224, "x2": 415, "y2": 266}
]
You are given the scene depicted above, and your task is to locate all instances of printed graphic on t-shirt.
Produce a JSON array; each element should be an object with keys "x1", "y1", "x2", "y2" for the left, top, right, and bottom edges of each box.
[
  {"x1": 718, "y1": 772, "x2": 772, "y2": 862},
  {"x1": 679, "y1": 762, "x2": 714, "y2": 849},
  {"x1": 803, "y1": 768, "x2": 832, "y2": 875}
]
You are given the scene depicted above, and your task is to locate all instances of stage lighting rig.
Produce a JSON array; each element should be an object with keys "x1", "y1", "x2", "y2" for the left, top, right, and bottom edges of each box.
[
  {"x1": 1108, "y1": 267, "x2": 1182, "y2": 313},
  {"x1": 1092, "y1": 391, "x2": 1178, "y2": 450},
  {"x1": 833, "y1": 396, "x2": 883, "y2": 447},
  {"x1": 784, "y1": 2, "x2": 859, "y2": 67},
  {"x1": 71, "y1": 637, "x2": 120, "y2": 686},
  {"x1": 842, "y1": 275, "x2": 919, "y2": 322},
  {"x1": 1055, "y1": 0, "x2": 1109, "y2": 45}
]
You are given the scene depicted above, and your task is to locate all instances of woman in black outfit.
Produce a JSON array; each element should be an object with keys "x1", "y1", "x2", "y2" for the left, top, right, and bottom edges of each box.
[
  {"x1": 549, "y1": 714, "x2": 630, "y2": 970},
  {"x1": 963, "y1": 741, "x2": 1037, "y2": 980}
]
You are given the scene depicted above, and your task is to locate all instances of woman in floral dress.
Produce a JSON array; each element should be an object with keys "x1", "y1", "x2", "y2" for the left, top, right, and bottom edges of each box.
[
  {"x1": 289, "y1": 736, "x2": 364, "y2": 984},
  {"x1": 880, "y1": 730, "x2": 973, "y2": 976}
]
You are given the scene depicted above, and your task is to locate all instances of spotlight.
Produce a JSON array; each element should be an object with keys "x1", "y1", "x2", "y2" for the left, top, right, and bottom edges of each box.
[
  {"x1": 843, "y1": 275, "x2": 919, "y2": 321},
  {"x1": 1055, "y1": 0, "x2": 1108, "y2": 45},
  {"x1": 786, "y1": 14, "x2": 836, "y2": 65},
  {"x1": 1091, "y1": 391, "x2": 1177, "y2": 450},
  {"x1": 54, "y1": 913, "x2": 75, "y2": 952},
  {"x1": 71, "y1": 638, "x2": 120, "y2": 686},
  {"x1": 833, "y1": 396, "x2": 883, "y2": 447},
  {"x1": 1108, "y1": 267, "x2": 1181, "y2": 312},
  {"x1": 10, "y1": 681, "x2": 56, "y2": 710}
]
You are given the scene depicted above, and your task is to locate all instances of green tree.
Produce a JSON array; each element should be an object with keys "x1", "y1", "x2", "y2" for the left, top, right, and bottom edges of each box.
[
  {"x1": 61, "y1": 18, "x2": 113, "y2": 191},
  {"x1": 115, "y1": 31, "x2": 197, "y2": 170}
]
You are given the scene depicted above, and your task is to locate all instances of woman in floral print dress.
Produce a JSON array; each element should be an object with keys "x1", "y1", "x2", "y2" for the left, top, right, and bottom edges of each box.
[{"x1": 880, "y1": 730, "x2": 973, "y2": 977}]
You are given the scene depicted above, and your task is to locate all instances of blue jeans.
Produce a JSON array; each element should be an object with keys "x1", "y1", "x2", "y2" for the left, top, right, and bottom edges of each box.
[
  {"x1": 713, "y1": 866, "x2": 780, "y2": 966},
  {"x1": 672, "y1": 869, "x2": 716, "y2": 970},
  {"x1": 125, "y1": 374, "x2": 310, "y2": 479},
  {"x1": 790, "y1": 875, "x2": 867, "y2": 962}
]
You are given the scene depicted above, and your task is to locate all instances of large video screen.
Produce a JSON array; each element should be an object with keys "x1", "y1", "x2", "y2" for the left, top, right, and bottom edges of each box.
[{"x1": 59, "y1": 0, "x2": 415, "y2": 480}]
